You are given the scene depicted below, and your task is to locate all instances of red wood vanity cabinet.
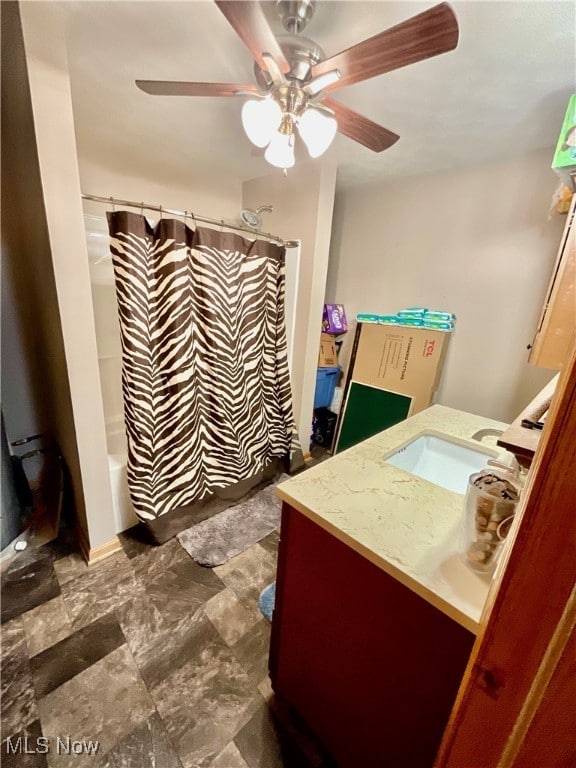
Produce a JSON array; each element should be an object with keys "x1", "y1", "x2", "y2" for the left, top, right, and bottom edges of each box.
[{"x1": 269, "y1": 503, "x2": 475, "y2": 768}]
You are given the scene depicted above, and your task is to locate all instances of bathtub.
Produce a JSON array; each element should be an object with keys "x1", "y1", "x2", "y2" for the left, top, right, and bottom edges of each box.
[
  {"x1": 106, "y1": 418, "x2": 138, "y2": 532},
  {"x1": 85, "y1": 212, "x2": 138, "y2": 533}
]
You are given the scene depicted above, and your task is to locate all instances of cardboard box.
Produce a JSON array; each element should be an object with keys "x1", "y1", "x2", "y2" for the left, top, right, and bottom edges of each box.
[
  {"x1": 350, "y1": 323, "x2": 451, "y2": 415},
  {"x1": 318, "y1": 333, "x2": 338, "y2": 367},
  {"x1": 333, "y1": 323, "x2": 452, "y2": 453},
  {"x1": 322, "y1": 304, "x2": 348, "y2": 334}
]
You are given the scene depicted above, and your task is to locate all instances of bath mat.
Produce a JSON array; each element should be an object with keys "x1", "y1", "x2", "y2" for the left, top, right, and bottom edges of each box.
[
  {"x1": 259, "y1": 582, "x2": 276, "y2": 622},
  {"x1": 177, "y1": 475, "x2": 289, "y2": 567}
]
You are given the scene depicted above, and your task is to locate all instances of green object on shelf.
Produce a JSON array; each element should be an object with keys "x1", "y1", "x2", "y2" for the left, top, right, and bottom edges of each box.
[
  {"x1": 335, "y1": 382, "x2": 412, "y2": 454},
  {"x1": 552, "y1": 94, "x2": 576, "y2": 171}
]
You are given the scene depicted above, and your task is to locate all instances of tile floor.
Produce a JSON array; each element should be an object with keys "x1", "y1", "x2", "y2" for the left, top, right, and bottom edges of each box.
[{"x1": 1, "y1": 515, "x2": 331, "y2": 768}]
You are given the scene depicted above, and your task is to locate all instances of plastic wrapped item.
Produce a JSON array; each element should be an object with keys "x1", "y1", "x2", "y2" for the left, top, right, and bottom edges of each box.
[
  {"x1": 422, "y1": 319, "x2": 454, "y2": 331},
  {"x1": 356, "y1": 313, "x2": 400, "y2": 324},
  {"x1": 461, "y1": 469, "x2": 521, "y2": 574},
  {"x1": 330, "y1": 386, "x2": 344, "y2": 414},
  {"x1": 356, "y1": 308, "x2": 456, "y2": 331},
  {"x1": 397, "y1": 318, "x2": 424, "y2": 326},
  {"x1": 397, "y1": 308, "x2": 428, "y2": 319},
  {"x1": 548, "y1": 181, "x2": 574, "y2": 218},
  {"x1": 424, "y1": 311, "x2": 455, "y2": 322}
]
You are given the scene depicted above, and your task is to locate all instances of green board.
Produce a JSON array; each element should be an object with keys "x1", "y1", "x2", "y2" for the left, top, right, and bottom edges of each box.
[{"x1": 335, "y1": 382, "x2": 412, "y2": 454}]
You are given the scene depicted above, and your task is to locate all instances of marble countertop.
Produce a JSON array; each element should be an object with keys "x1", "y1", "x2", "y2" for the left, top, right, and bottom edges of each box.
[{"x1": 276, "y1": 404, "x2": 514, "y2": 634}]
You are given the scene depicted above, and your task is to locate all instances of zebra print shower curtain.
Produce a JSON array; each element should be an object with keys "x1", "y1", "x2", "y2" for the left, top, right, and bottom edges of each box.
[{"x1": 107, "y1": 211, "x2": 299, "y2": 542}]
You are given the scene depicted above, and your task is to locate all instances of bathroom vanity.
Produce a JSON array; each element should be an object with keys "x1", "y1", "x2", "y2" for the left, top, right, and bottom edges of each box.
[{"x1": 271, "y1": 405, "x2": 513, "y2": 768}]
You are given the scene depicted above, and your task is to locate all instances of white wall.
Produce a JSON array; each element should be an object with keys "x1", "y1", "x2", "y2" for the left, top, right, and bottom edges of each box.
[
  {"x1": 2, "y1": 1, "x2": 76, "y2": 531},
  {"x1": 243, "y1": 161, "x2": 337, "y2": 451},
  {"x1": 79, "y1": 157, "x2": 241, "y2": 223},
  {"x1": 19, "y1": 1, "x2": 116, "y2": 550},
  {"x1": 327, "y1": 149, "x2": 563, "y2": 423}
]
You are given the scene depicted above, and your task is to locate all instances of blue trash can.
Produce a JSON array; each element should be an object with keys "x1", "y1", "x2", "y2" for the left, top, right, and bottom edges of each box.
[{"x1": 314, "y1": 366, "x2": 341, "y2": 409}]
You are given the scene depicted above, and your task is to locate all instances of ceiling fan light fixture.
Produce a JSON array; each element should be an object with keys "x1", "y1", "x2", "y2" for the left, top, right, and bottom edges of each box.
[
  {"x1": 241, "y1": 98, "x2": 282, "y2": 148},
  {"x1": 297, "y1": 106, "x2": 337, "y2": 158},
  {"x1": 265, "y1": 129, "x2": 295, "y2": 169}
]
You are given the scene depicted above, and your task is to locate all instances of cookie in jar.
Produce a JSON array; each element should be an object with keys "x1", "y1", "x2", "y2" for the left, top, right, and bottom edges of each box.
[{"x1": 461, "y1": 469, "x2": 521, "y2": 573}]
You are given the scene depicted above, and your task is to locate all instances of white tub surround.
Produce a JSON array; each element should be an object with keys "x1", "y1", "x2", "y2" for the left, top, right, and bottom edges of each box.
[
  {"x1": 85, "y1": 213, "x2": 137, "y2": 535},
  {"x1": 277, "y1": 404, "x2": 514, "y2": 634},
  {"x1": 105, "y1": 418, "x2": 138, "y2": 533}
]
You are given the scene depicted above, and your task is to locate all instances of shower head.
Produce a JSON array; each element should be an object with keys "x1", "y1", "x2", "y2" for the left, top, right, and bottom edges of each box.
[{"x1": 240, "y1": 205, "x2": 273, "y2": 230}]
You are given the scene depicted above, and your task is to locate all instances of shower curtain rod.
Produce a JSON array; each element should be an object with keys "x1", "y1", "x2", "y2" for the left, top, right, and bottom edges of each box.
[{"x1": 82, "y1": 193, "x2": 300, "y2": 248}]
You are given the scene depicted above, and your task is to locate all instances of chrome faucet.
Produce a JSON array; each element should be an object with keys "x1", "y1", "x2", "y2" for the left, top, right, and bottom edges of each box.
[
  {"x1": 471, "y1": 428, "x2": 521, "y2": 478},
  {"x1": 471, "y1": 428, "x2": 504, "y2": 442}
]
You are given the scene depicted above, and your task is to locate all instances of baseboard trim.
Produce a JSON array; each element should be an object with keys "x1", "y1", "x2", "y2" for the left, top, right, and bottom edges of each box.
[
  {"x1": 76, "y1": 523, "x2": 122, "y2": 565},
  {"x1": 87, "y1": 537, "x2": 123, "y2": 564},
  {"x1": 75, "y1": 522, "x2": 90, "y2": 563}
]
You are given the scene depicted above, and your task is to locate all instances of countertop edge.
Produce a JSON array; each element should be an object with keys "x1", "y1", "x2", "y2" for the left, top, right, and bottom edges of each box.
[{"x1": 276, "y1": 488, "x2": 481, "y2": 635}]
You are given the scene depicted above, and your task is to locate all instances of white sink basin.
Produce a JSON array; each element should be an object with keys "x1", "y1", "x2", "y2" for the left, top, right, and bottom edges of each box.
[{"x1": 384, "y1": 432, "x2": 497, "y2": 494}]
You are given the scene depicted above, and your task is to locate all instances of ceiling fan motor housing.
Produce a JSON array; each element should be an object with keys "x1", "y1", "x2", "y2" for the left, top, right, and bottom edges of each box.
[{"x1": 276, "y1": 0, "x2": 317, "y2": 34}]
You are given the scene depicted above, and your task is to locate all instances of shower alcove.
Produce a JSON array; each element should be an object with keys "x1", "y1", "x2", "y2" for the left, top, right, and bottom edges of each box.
[{"x1": 85, "y1": 210, "x2": 302, "y2": 533}]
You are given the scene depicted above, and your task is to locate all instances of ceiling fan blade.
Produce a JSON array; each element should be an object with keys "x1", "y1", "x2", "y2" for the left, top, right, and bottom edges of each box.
[
  {"x1": 214, "y1": 1, "x2": 291, "y2": 74},
  {"x1": 312, "y1": 2, "x2": 458, "y2": 90},
  {"x1": 136, "y1": 81, "x2": 259, "y2": 97},
  {"x1": 321, "y1": 98, "x2": 399, "y2": 152}
]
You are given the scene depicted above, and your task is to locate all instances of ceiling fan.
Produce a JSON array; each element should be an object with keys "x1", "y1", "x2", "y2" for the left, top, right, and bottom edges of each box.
[{"x1": 136, "y1": 0, "x2": 459, "y2": 169}]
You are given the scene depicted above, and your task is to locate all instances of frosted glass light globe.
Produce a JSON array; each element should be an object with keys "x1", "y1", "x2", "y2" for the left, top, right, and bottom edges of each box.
[
  {"x1": 241, "y1": 99, "x2": 282, "y2": 148},
  {"x1": 297, "y1": 107, "x2": 337, "y2": 158},
  {"x1": 264, "y1": 131, "x2": 295, "y2": 169}
]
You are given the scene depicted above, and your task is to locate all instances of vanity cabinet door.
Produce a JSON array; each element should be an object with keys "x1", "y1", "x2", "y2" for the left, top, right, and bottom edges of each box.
[
  {"x1": 269, "y1": 503, "x2": 475, "y2": 768},
  {"x1": 529, "y1": 195, "x2": 576, "y2": 370}
]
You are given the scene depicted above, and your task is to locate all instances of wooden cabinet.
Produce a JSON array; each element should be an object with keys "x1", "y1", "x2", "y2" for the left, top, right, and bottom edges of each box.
[
  {"x1": 529, "y1": 195, "x2": 576, "y2": 370},
  {"x1": 270, "y1": 503, "x2": 475, "y2": 768}
]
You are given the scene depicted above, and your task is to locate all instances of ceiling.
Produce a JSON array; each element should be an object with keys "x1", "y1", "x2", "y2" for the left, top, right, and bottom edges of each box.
[{"x1": 63, "y1": 1, "x2": 575, "y2": 190}]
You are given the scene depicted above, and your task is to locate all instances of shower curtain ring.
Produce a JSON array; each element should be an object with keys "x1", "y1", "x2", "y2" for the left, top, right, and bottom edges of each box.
[
  {"x1": 140, "y1": 202, "x2": 144, "y2": 215},
  {"x1": 110, "y1": 196, "x2": 115, "y2": 212},
  {"x1": 159, "y1": 205, "x2": 163, "y2": 220},
  {"x1": 220, "y1": 219, "x2": 225, "y2": 233}
]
